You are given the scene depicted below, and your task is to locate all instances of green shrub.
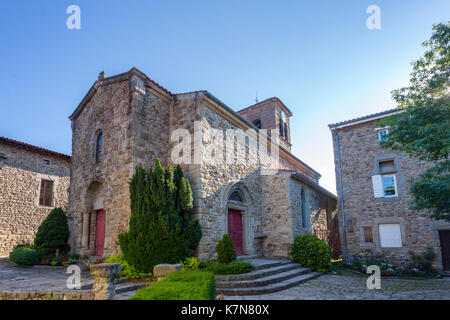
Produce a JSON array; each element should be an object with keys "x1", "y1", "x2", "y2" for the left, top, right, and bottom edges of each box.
[
  {"x1": 34, "y1": 207, "x2": 70, "y2": 256},
  {"x1": 179, "y1": 257, "x2": 200, "y2": 271},
  {"x1": 119, "y1": 161, "x2": 202, "y2": 273},
  {"x1": 204, "y1": 260, "x2": 252, "y2": 275},
  {"x1": 129, "y1": 270, "x2": 215, "y2": 300},
  {"x1": 104, "y1": 255, "x2": 152, "y2": 279},
  {"x1": 409, "y1": 247, "x2": 437, "y2": 274},
  {"x1": 9, "y1": 245, "x2": 41, "y2": 266},
  {"x1": 216, "y1": 234, "x2": 237, "y2": 264},
  {"x1": 290, "y1": 234, "x2": 332, "y2": 272}
]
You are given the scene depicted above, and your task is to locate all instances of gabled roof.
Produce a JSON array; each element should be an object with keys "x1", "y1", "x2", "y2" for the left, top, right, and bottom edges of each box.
[
  {"x1": 69, "y1": 67, "x2": 172, "y2": 120},
  {"x1": 237, "y1": 97, "x2": 293, "y2": 117},
  {"x1": 328, "y1": 108, "x2": 401, "y2": 129},
  {"x1": 0, "y1": 136, "x2": 71, "y2": 161}
]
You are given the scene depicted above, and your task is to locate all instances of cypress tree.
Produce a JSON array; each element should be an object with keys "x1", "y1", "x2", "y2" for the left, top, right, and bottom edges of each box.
[{"x1": 119, "y1": 159, "x2": 202, "y2": 273}]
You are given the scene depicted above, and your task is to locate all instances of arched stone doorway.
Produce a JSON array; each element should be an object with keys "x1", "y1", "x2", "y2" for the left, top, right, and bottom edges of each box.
[
  {"x1": 83, "y1": 181, "x2": 106, "y2": 256},
  {"x1": 225, "y1": 183, "x2": 254, "y2": 256}
]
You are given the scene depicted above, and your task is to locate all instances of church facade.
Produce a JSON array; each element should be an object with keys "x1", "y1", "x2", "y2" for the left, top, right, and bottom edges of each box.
[{"x1": 67, "y1": 67, "x2": 337, "y2": 260}]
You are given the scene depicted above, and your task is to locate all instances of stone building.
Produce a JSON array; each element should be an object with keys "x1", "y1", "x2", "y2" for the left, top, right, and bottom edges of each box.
[
  {"x1": 329, "y1": 109, "x2": 450, "y2": 271},
  {"x1": 68, "y1": 67, "x2": 337, "y2": 260},
  {"x1": 0, "y1": 137, "x2": 71, "y2": 256}
]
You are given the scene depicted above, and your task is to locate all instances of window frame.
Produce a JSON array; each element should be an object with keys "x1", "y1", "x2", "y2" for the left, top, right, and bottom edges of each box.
[
  {"x1": 381, "y1": 173, "x2": 398, "y2": 197},
  {"x1": 39, "y1": 179, "x2": 54, "y2": 207},
  {"x1": 378, "y1": 223, "x2": 403, "y2": 248},
  {"x1": 95, "y1": 132, "x2": 103, "y2": 164},
  {"x1": 378, "y1": 129, "x2": 389, "y2": 142}
]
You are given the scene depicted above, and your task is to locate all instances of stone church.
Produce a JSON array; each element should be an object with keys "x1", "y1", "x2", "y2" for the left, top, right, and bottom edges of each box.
[
  {"x1": 67, "y1": 67, "x2": 337, "y2": 260},
  {"x1": 1, "y1": 67, "x2": 337, "y2": 260}
]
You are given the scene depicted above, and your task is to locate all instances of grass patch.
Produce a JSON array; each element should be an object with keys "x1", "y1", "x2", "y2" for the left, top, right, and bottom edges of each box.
[{"x1": 129, "y1": 270, "x2": 215, "y2": 300}]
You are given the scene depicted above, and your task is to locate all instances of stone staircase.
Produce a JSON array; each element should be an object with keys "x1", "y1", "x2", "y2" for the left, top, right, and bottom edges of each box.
[
  {"x1": 215, "y1": 258, "x2": 322, "y2": 296},
  {"x1": 80, "y1": 277, "x2": 150, "y2": 293}
]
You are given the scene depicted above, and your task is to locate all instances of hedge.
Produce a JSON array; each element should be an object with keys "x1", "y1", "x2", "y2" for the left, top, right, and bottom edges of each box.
[
  {"x1": 129, "y1": 270, "x2": 215, "y2": 300},
  {"x1": 203, "y1": 260, "x2": 252, "y2": 275},
  {"x1": 9, "y1": 245, "x2": 41, "y2": 266}
]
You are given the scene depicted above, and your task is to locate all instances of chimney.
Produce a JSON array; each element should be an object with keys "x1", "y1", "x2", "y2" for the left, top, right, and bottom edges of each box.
[{"x1": 98, "y1": 71, "x2": 106, "y2": 80}]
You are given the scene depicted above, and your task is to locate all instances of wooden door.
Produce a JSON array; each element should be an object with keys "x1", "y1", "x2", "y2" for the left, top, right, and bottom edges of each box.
[
  {"x1": 94, "y1": 209, "x2": 106, "y2": 256},
  {"x1": 228, "y1": 209, "x2": 243, "y2": 255},
  {"x1": 439, "y1": 230, "x2": 450, "y2": 271}
]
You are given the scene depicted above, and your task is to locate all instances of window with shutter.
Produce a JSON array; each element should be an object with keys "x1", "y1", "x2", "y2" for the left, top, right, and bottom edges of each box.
[
  {"x1": 379, "y1": 224, "x2": 402, "y2": 248},
  {"x1": 39, "y1": 180, "x2": 54, "y2": 207}
]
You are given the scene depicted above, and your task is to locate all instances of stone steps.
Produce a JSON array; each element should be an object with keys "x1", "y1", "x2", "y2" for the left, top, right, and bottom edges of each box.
[
  {"x1": 216, "y1": 267, "x2": 311, "y2": 288},
  {"x1": 115, "y1": 282, "x2": 149, "y2": 294},
  {"x1": 80, "y1": 277, "x2": 149, "y2": 294},
  {"x1": 216, "y1": 271, "x2": 322, "y2": 296},
  {"x1": 215, "y1": 258, "x2": 322, "y2": 296},
  {"x1": 215, "y1": 263, "x2": 304, "y2": 281}
]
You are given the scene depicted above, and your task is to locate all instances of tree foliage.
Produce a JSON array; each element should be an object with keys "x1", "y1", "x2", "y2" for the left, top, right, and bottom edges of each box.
[
  {"x1": 215, "y1": 234, "x2": 237, "y2": 264},
  {"x1": 34, "y1": 207, "x2": 70, "y2": 256},
  {"x1": 118, "y1": 159, "x2": 202, "y2": 273},
  {"x1": 380, "y1": 22, "x2": 450, "y2": 221}
]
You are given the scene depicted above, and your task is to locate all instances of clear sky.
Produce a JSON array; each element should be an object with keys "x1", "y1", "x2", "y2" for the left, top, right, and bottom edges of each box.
[{"x1": 1, "y1": 0, "x2": 449, "y2": 194}]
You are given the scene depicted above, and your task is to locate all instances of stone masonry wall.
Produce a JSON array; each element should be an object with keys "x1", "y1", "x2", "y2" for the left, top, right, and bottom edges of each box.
[
  {"x1": 68, "y1": 79, "x2": 133, "y2": 257},
  {"x1": 196, "y1": 102, "x2": 264, "y2": 260},
  {"x1": 261, "y1": 172, "x2": 333, "y2": 257},
  {"x1": 332, "y1": 118, "x2": 450, "y2": 269},
  {"x1": 0, "y1": 144, "x2": 70, "y2": 256}
]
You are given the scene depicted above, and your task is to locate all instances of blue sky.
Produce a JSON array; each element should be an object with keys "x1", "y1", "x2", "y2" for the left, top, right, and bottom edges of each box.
[{"x1": 0, "y1": 0, "x2": 449, "y2": 193}]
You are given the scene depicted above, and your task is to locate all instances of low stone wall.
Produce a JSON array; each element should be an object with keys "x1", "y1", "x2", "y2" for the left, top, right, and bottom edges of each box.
[
  {"x1": 0, "y1": 263, "x2": 121, "y2": 300},
  {"x1": 0, "y1": 291, "x2": 94, "y2": 300}
]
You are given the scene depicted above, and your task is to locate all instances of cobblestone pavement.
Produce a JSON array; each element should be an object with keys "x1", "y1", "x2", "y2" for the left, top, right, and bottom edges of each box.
[
  {"x1": 225, "y1": 271, "x2": 450, "y2": 300},
  {"x1": 0, "y1": 260, "x2": 93, "y2": 291}
]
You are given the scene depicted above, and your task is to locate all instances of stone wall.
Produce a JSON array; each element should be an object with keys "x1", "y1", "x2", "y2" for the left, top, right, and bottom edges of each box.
[
  {"x1": 0, "y1": 144, "x2": 70, "y2": 256},
  {"x1": 68, "y1": 78, "x2": 134, "y2": 257},
  {"x1": 331, "y1": 118, "x2": 450, "y2": 269},
  {"x1": 260, "y1": 171, "x2": 336, "y2": 258},
  {"x1": 0, "y1": 290, "x2": 94, "y2": 300},
  {"x1": 195, "y1": 101, "x2": 264, "y2": 260}
]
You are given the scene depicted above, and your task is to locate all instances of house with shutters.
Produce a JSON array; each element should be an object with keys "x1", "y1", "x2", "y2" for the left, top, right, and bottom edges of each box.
[
  {"x1": 67, "y1": 67, "x2": 338, "y2": 260},
  {"x1": 329, "y1": 109, "x2": 450, "y2": 272}
]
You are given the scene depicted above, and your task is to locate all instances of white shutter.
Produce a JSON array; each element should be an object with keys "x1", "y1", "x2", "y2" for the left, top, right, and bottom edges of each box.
[
  {"x1": 372, "y1": 175, "x2": 383, "y2": 198},
  {"x1": 379, "y1": 224, "x2": 402, "y2": 248}
]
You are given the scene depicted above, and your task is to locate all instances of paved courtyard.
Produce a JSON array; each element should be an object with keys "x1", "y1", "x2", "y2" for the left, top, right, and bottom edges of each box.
[
  {"x1": 225, "y1": 270, "x2": 450, "y2": 300},
  {"x1": 0, "y1": 260, "x2": 93, "y2": 292},
  {"x1": 2, "y1": 259, "x2": 450, "y2": 300}
]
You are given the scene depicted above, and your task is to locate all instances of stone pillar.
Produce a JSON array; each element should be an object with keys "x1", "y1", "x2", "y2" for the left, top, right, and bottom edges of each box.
[
  {"x1": 81, "y1": 212, "x2": 90, "y2": 249},
  {"x1": 90, "y1": 263, "x2": 121, "y2": 300}
]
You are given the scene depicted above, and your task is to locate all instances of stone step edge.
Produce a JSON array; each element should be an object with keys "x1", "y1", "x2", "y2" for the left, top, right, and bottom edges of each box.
[
  {"x1": 216, "y1": 272, "x2": 322, "y2": 296},
  {"x1": 248, "y1": 260, "x2": 293, "y2": 271},
  {"x1": 80, "y1": 278, "x2": 146, "y2": 290},
  {"x1": 216, "y1": 268, "x2": 311, "y2": 288},
  {"x1": 215, "y1": 263, "x2": 302, "y2": 281},
  {"x1": 115, "y1": 282, "x2": 149, "y2": 294}
]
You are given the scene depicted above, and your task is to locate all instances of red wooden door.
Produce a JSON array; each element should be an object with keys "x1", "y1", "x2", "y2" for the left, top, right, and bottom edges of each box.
[
  {"x1": 228, "y1": 209, "x2": 243, "y2": 255},
  {"x1": 94, "y1": 209, "x2": 106, "y2": 256}
]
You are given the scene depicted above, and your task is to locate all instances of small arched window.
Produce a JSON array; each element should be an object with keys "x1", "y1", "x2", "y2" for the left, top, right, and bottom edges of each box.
[
  {"x1": 229, "y1": 190, "x2": 245, "y2": 202},
  {"x1": 95, "y1": 132, "x2": 103, "y2": 163},
  {"x1": 253, "y1": 119, "x2": 262, "y2": 129}
]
